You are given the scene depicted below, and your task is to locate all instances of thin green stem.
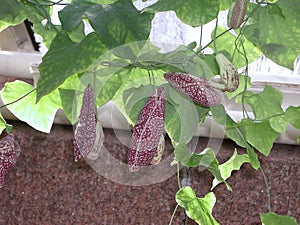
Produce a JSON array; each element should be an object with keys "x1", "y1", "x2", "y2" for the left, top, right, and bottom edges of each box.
[
  {"x1": 25, "y1": 0, "x2": 59, "y2": 30},
  {"x1": 169, "y1": 204, "x2": 179, "y2": 225},
  {"x1": 253, "y1": 113, "x2": 285, "y2": 122},
  {"x1": 213, "y1": 17, "x2": 219, "y2": 53},
  {"x1": 25, "y1": 0, "x2": 67, "y2": 6},
  {"x1": 260, "y1": 166, "x2": 271, "y2": 212},
  {"x1": 177, "y1": 163, "x2": 181, "y2": 189},
  {"x1": 148, "y1": 70, "x2": 152, "y2": 86},
  {"x1": 199, "y1": 25, "x2": 203, "y2": 48},
  {"x1": 196, "y1": 27, "x2": 233, "y2": 55},
  {"x1": 239, "y1": 37, "x2": 251, "y2": 119},
  {"x1": 0, "y1": 89, "x2": 35, "y2": 109},
  {"x1": 168, "y1": 163, "x2": 181, "y2": 225}
]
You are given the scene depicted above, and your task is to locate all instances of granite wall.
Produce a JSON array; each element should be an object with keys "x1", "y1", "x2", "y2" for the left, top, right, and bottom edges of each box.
[{"x1": 0, "y1": 121, "x2": 299, "y2": 225}]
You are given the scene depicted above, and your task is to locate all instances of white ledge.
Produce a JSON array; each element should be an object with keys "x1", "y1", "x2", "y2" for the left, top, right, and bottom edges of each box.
[{"x1": 0, "y1": 50, "x2": 300, "y2": 145}]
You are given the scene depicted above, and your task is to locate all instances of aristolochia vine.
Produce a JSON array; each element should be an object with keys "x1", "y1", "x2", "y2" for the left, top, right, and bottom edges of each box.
[
  {"x1": 0, "y1": 0, "x2": 299, "y2": 224},
  {"x1": 0, "y1": 134, "x2": 21, "y2": 188},
  {"x1": 128, "y1": 87, "x2": 166, "y2": 172}
]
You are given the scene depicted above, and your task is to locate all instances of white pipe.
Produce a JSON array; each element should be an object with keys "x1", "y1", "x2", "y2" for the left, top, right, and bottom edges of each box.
[
  {"x1": 1, "y1": 50, "x2": 300, "y2": 144},
  {"x1": 0, "y1": 50, "x2": 42, "y2": 78}
]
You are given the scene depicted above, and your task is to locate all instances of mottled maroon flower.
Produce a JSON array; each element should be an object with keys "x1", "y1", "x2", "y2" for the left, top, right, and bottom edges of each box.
[
  {"x1": 128, "y1": 87, "x2": 166, "y2": 172},
  {"x1": 0, "y1": 134, "x2": 21, "y2": 188},
  {"x1": 228, "y1": 0, "x2": 247, "y2": 29},
  {"x1": 164, "y1": 72, "x2": 220, "y2": 107},
  {"x1": 74, "y1": 84, "x2": 104, "y2": 162}
]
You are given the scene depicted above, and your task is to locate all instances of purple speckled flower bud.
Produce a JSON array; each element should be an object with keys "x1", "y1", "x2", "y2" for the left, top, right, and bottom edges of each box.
[
  {"x1": 228, "y1": 0, "x2": 247, "y2": 29},
  {"x1": 0, "y1": 134, "x2": 21, "y2": 188},
  {"x1": 128, "y1": 87, "x2": 166, "y2": 172},
  {"x1": 74, "y1": 84, "x2": 104, "y2": 162},
  {"x1": 215, "y1": 53, "x2": 239, "y2": 92},
  {"x1": 164, "y1": 72, "x2": 220, "y2": 107}
]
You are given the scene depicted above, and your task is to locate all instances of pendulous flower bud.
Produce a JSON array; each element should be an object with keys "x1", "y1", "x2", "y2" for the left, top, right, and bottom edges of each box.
[
  {"x1": 0, "y1": 134, "x2": 21, "y2": 188},
  {"x1": 128, "y1": 87, "x2": 166, "y2": 172},
  {"x1": 215, "y1": 53, "x2": 239, "y2": 92},
  {"x1": 228, "y1": 0, "x2": 247, "y2": 29},
  {"x1": 74, "y1": 84, "x2": 104, "y2": 162},
  {"x1": 164, "y1": 72, "x2": 220, "y2": 107}
]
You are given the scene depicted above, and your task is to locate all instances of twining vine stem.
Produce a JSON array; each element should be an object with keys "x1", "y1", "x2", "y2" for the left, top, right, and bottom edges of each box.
[
  {"x1": 168, "y1": 204, "x2": 179, "y2": 225},
  {"x1": 0, "y1": 88, "x2": 36, "y2": 109},
  {"x1": 25, "y1": 0, "x2": 67, "y2": 6},
  {"x1": 196, "y1": 27, "x2": 233, "y2": 56},
  {"x1": 169, "y1": 162, "x2": 182, "y2": 225},
  {"x1": 260, "y1": 166, "x2": 272, "y2": 212},
  {"x1": 213, "y1": 17, "x2": 219, "y2": 53}
]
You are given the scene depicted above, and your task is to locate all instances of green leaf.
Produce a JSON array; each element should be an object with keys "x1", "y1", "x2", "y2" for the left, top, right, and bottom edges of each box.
[
  {"x1": 58, "y1": 72, "x2": 101, "y2": 124},
  {"x1": 5, "y1": 1, "x2": 56, "y2": 48},
  {"x1": 25, "y1": 3, "x2": 55, "y2": 47},
  {"x1": 0, "y1": 113, "x2": 7, "y2": 135},
  {"x1": 143, "y1": 0, "x2": 220, "y2": 27},
  {"x1": 90, "y1": 0, "x2": 117, "y2": 4},
  {"x1": 243, "y1": 119, "x2": 278, "y2": 156},
  {"x1": 0, "y1": 1, "x2": 27, "y2": 30},
  {"x1": 212, "y1": 149, "x2": 250, "y2": 189},
  {"x1": 149, "y1": 45, "x2": 216, "y2": 79},
  {"x1": 237, "y1": 85, "x2": 284, "y2": 120},
  {"x1": 210, "y1": 105, "x2": 248, "y2": 148},
  {"x1": 123, "y1": 85, "x2": 155, "y2": 125},
  {"x1": 59, "y1": 0, "x2": 93, "y2": 31},
  {"x1": 37, "y1": 32, "x2": 106, "y2": 101},
  {"x1": 111, "y1": 67, "x2": 165, "y2": 124},
  {"x1": 96, "y1": 73, "x2": 123, "y2": 107},
  {"x1": 219, "y1": 0, "x2": 235, "y2": 10},
  {"x1": 163, "y1": 83, "x2": 210, "y2": 145},
  {"x1": 174, "y1": 143, "x2": 192, "y2": 165},
  {"x1": 211, "y1": 26, "x2": 261, "y2": 68},
  {"x1": 32, "y1": 22, "x2": 58, "y2": 48},
  {"x1": 226, "y1": 125, "x2": 248, "y2": 148},
  {"x1": 285, "y1": 106, "x2": 300, "y2": 129},
  {"x1": 200, "y1": 54, "x2": 220, "y2": 76},
  {"x1": 244, "y1": 0, "x2": 300, "y2": 69},
  {"x1": 0, "y1": 0, "x2": 20, "y2": 19},
  {"x1": 210, "y1": 104, "x2": 229, "y2": 127},
  {"x1": 31, "y1": 20, "x2": 84, "y2": 50},
  {"x1": 58, "y1": 88, "x2": 78, "y2": 124},
  {"x1": 60, "y1": 1, "x2": 153, "y2": 48},
  {"x1": 176, "y1": 186, "x2": 220, "y2": 225},
  {"x1": 269, "y1": 114, "x2": 287, "y2": 134},
  {"x1": 174, "y1": 143, "x2": 230, "y2": 190},
  {"x1": 235, "y1": 85, "x2": 287, "y2": 134},
  {"x1": 246, "y1": 147, "x2": 260, "y2": 170},
  {"x1": 166, "y1": 86, "x2": 201, "y2": 144},
  {"x1": 1, "y1": 81, "x2": 61, "y2": 133},
  {"x1": 260, "y1": 212, "x2": 298, "y2": 225}
]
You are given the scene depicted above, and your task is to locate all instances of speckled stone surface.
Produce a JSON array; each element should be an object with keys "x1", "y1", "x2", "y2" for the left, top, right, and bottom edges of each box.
[{"x1": 0, "y1": 121, "x2": 299, "y2": 225}]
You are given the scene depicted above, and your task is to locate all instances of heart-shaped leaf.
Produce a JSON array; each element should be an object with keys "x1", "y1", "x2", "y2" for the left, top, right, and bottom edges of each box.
[
  {"x1": 176, "y1": 186, "x2": 220, "y2": 225},
  {"x1": 0, "y1": 81, "x2": 61, "y2": 133},
  {"x1": 260, "y1": 212, "x2": 298, "y2": 225}
]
